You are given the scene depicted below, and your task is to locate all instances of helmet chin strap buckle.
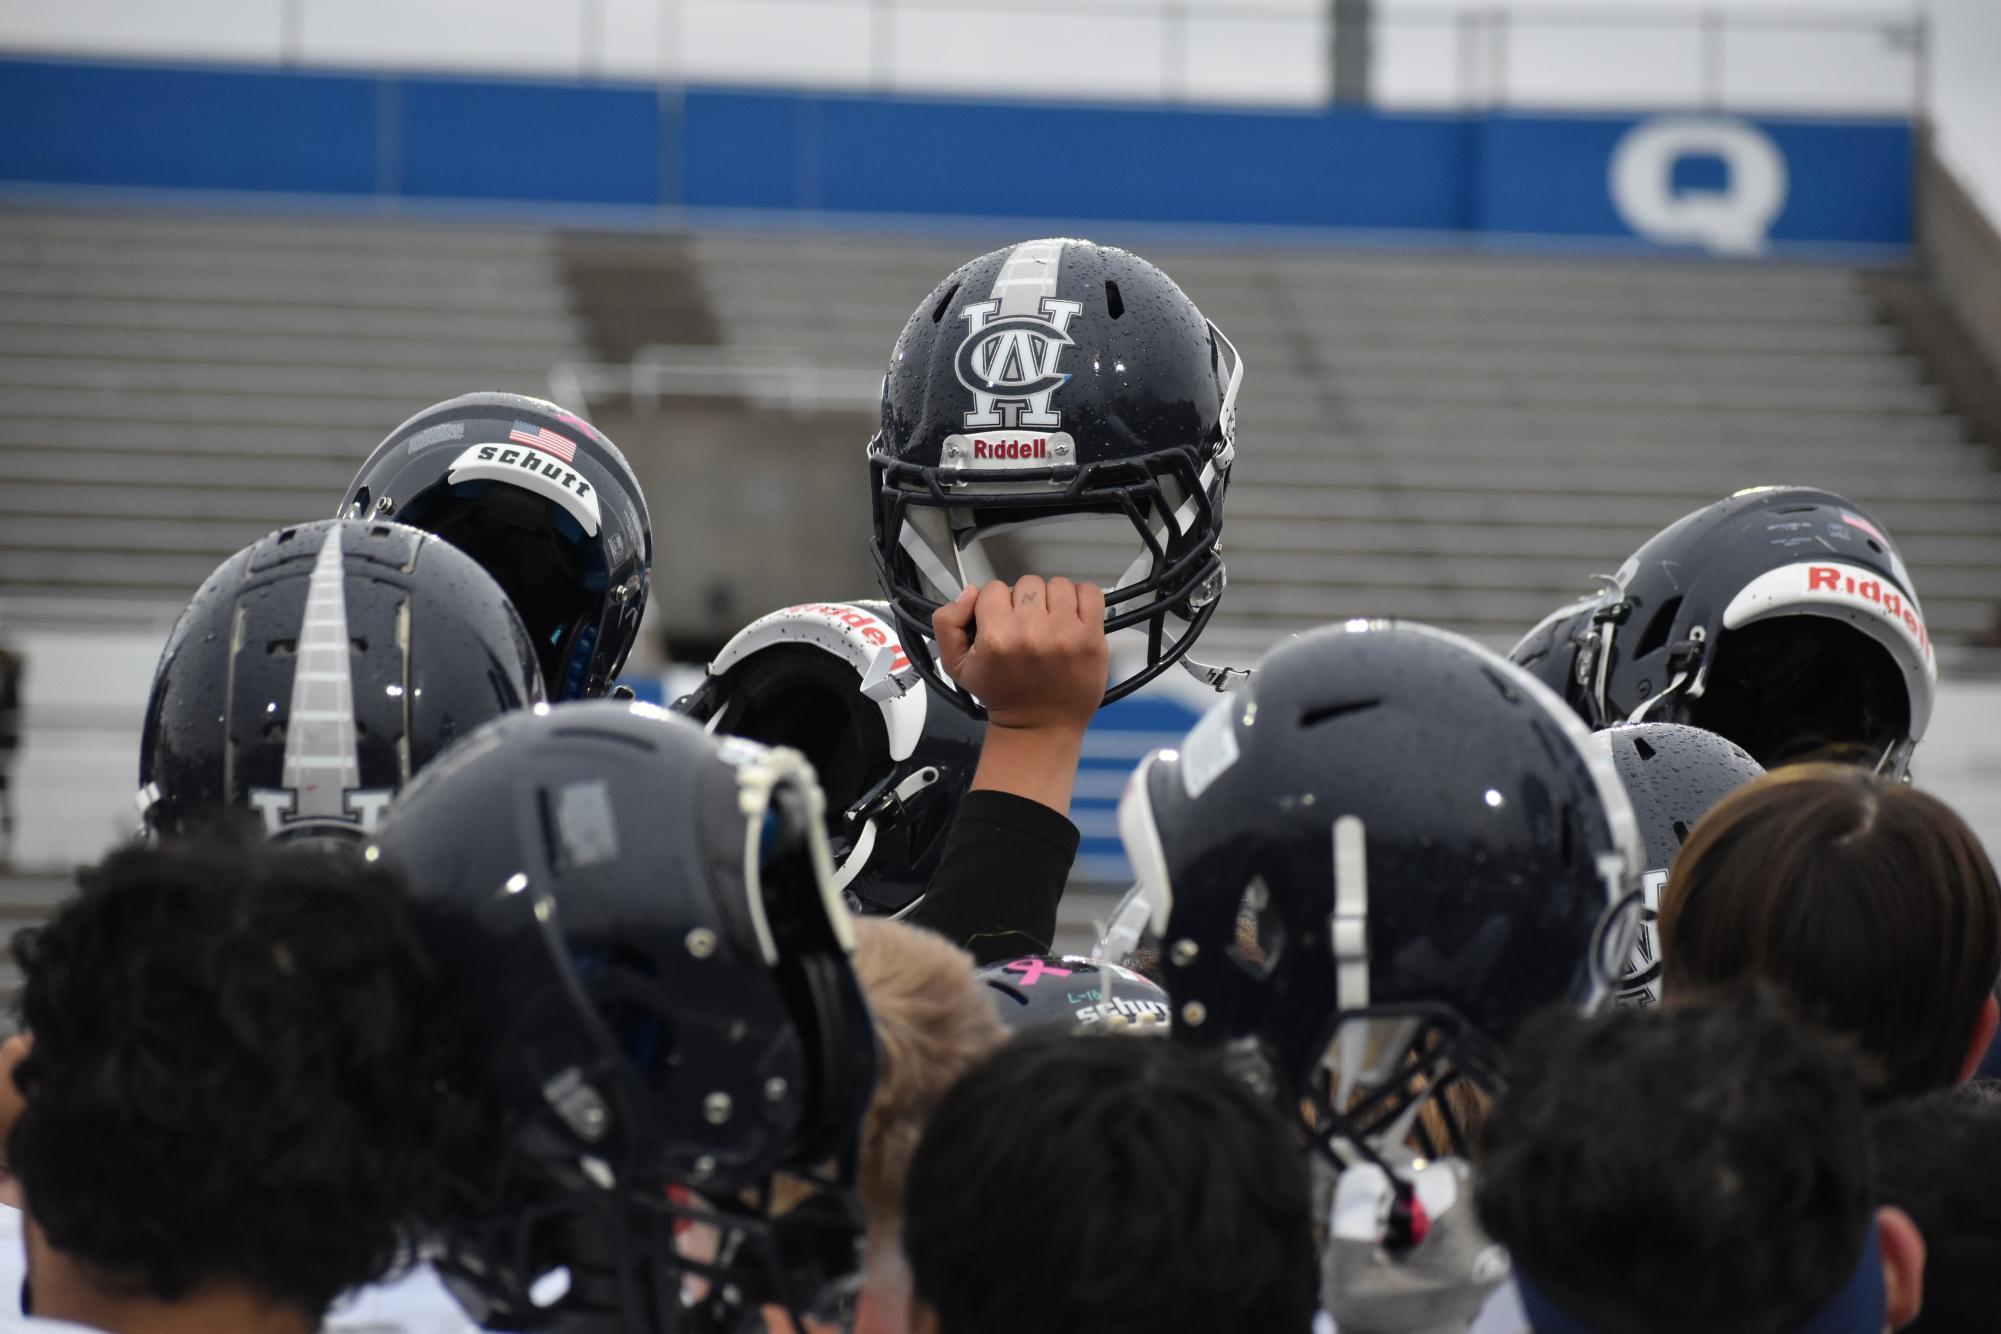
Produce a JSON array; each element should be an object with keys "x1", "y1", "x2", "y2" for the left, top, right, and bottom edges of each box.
[
  {"x1": 1180, "y1": 654, "x2": 1252, "y2": 691},
  {"x1": 1627, "y1": 628, "x2": 1709, "y2": 724}
]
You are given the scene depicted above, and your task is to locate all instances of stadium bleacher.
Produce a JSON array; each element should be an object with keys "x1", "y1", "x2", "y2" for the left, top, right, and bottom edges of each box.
[
  {"x1": 9, "y1": 207, "x2": 1994, "y2": 653},
  {"x1": 3, "y1": 204, "x2": 2000, "y2": 918},
  {"x1": 0, "y1": 207, "x2": 589, "y2": 601}
]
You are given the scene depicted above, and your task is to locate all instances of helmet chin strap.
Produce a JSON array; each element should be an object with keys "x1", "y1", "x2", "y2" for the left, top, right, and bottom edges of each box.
[
  {"x1": 1624, "y1": 672, "x2": 1690, "y2": 723},
  {"x1": 832, "y1": 767, "x2": 945, "y2": 908},
  {"x1": 1180, "y1": 654, "x2": 1253, "y2": 691},
  {"x1": 831, "y1": 819, "x2": 878, "y2": 895}
]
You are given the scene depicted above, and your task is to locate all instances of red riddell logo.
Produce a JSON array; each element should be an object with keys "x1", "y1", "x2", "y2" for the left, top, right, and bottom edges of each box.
[
  {"x1": 787, "y1": 604, "x2": 911, "y2": 671},
  {"x1": 971, "y1": 437, "x2": 1049, "y2": 461},
  {"x1": 1805, "y1": 566, "x2": 1931, "y2": 655}
]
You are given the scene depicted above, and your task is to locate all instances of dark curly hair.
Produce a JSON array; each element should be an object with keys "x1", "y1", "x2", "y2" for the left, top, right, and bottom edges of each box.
[
  {"x1": 902, "y1": 1029, "x2": 1318, "y2": 1334},
  {"x1": 11, "y1": 837, "x2": 464, "y2": 1319},
  {"x1": 1476, "y1": 989, "x2": 1874, "y2": 1334}
]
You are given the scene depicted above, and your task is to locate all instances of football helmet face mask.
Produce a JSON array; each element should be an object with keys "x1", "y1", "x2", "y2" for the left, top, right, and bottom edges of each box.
[
  {"x1": 1511, "y1": 486, "x2": 1933, "y2": 778},
  {"x1": 869, "y1": 238, "x2": 1245, "y2": 716},
  {"x1": 673, "y1": 600, "x2": 982, "y2": 919},
  {"x1": 341, "y1": 392, "x2": 652, "y2": 701},
  {"x1": 1584, "y1": 723, "x2": 1765, "y2": 1008},
  {"x1": 1119, "y1": 621, "x2": 1642, "y2": 1176},
  {"x1": 137, "y1": 518, "x2": 544, "y2": 843},
  {"x1": 979, "y1": 954, "x2": 1172, "y2": 1035},
  {"x1": 371, "y1": 702, "x2": 877, "y2": 1334}
]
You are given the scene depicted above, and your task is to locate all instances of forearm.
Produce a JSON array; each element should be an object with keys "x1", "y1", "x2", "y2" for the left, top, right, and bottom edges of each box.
[{"x1": 969, "y1": 721, "x2": 1087, "y2": 815}]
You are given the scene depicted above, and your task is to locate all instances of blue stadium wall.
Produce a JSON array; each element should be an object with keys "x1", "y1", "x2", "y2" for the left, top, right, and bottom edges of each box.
[{"x1": 0, "y1": 55, "x2": 1912, "y2": 254}]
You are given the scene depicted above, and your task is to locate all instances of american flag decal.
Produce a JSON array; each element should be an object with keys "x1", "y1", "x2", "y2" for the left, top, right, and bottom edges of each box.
[{"x1": 510, "y1": 422, "x2": 578, "y2": 463}]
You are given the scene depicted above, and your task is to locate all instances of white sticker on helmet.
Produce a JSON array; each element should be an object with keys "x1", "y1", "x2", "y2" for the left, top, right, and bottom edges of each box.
[
  {"x1": 447, "y1": 442, "x2": 601, "y2": 537},
  {"x1": 1115, "y1": 751, "x2": 1176, "y2": 937},
  {"x1": 1177, "y1": 695, "x2": 1241, "y2": 801}
]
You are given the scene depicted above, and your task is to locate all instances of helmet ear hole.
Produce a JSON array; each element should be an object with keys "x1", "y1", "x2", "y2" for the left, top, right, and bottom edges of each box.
[{"x1": 1634, "y1": 596, "x2": 1683, "y2": 659}]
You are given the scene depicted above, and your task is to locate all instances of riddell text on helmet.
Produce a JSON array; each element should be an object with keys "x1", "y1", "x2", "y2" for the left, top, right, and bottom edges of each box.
[
  {"x1": 1806, "y1": 565, "x2": 1931, "y2": 656},
  {"x1": 785, "y1": 603, "x2": 912, "y2": 672},
  {"x1": 972, "y1": 437, "x2": 1049, "y2": 460}
]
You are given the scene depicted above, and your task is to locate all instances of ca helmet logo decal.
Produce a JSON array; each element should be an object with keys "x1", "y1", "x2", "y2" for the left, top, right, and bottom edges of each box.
[{"x1": 955, "y1": 296, "x2": 1083, "y2": 430}]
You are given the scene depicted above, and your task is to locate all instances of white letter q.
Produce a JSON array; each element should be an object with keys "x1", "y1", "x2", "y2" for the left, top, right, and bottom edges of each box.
[{"x1": 1609, "y1": 116, "x2": 1788, "y2": 256}]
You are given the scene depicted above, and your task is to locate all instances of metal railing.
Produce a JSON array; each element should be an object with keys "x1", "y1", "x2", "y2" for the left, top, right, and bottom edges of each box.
[
  {"x1": 258, "y1": 0, "x2": 1929, "y2": 115},
  {"x1": 548, "y1": 345, "x2": 882, "y2": 418}
]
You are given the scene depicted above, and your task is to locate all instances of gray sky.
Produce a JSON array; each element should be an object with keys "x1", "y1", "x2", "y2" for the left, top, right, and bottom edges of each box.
[{"x1": 1, "y1": 0, "x2": 1995, "y2": 221}]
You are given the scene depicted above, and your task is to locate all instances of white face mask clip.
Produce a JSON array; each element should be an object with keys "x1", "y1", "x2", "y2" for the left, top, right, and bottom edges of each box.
[{"x1": 1180, "y1": 655, "x2": 1253, "y2": 692}]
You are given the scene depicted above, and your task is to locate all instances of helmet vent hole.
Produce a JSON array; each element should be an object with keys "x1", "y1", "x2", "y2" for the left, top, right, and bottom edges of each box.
[
  {"x1": 930, "y1": 281, "x2": 961, "y2": 324},
  {"x1": 1672, "y1": 819, "x2": 1691, "y2": 845},
  {"x1": 370, "y1": 524, "x2": 393, "y2": 538},
  {"x1": 1478, "y1": 668, "x2": 1520, "y2": 704},
  {"x1": 1105, "y1": 280, "x2": 1125, "y2": 320},
  {"x1": 277, "y1": 527, "x2": 297, "y2": 543},
  {"x1": 1225, "y1": 877, "x2": 1283, "y2": 980},
  {"x1": 1632, "y1": 737, "x2": 1657, "y2": 762},
  {"x1": 1865, "y1": 538, "x2": 1884, "y2": 554},
  {"x1": 351, "y1": 637, "x2": 369, "y2": 654},
  {"x1": 1559, "y1": 804, "x2": 1576, "y2": 866},
  {"x1": 1634, "y1": 596, "x2": 1683, "y2": 659},
  {"x1": 1299, "y1": 699, "x2": 1378, "y2": 729},
  {"x1": 266, "y1": 639, "x2": 296, "y2": 656}
]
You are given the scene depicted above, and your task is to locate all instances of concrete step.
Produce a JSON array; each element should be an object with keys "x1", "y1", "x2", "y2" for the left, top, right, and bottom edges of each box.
[
  {"x1": 1222, "y1": 483, "x2": 2001, "y2": 535},
  {"x1": 1250, "y1": 427, "x2": 1984, "y2": 470},
  {"x1": 1226, "y1": 456, "x2": 2001, "y2": 505},
  {"x1": 0, "y1": 208, "x2": 564, "y2": 257},
  {"x1": 0, "y1": 417, "x2": 376, "y2": 459},
  {"x1": 0, "y1": 356, "x2": 564, "y2": 404},
  {"x1": 0, "y1": 266, "x2": 576, "y2": 312},
  {"x1": 0, "y1": 294, "x2": 580, "y2": 344},
  {"x1": 0, "y1": 446, "x2": 357, "y2": 490},
  {"x1": 0, "y1": 326, "x2": 568, "y2": 375},
  {"x1": 1, "y1": 480, "x2": 325, "y2": 522},
  {"x1": 0, "y1": 547, "x2": 276, "y2": 593},
  {"x1": 0, "y1": 387, "x2": 465, "y2": 430}
]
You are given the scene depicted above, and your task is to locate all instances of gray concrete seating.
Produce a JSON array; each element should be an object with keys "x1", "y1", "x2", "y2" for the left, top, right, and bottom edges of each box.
[
  {"x1": 0, "y1": 206, "x2": 589, "y2": 605},
  {"x1": 691, "y1": 232, "x2": 2000, "y2": 648}
]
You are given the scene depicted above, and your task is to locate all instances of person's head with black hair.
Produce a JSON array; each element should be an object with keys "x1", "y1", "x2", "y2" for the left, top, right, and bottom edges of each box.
[
  {"x1": 900, "y1": 1029, "x2": 1317, "y2": 1334},
  {"x1": 1871, "y1": 1081, "x2": 2001, "y2": 1333},
  {"x1": 5, "y1": 837, "x2": 463, "y2": 1334},
  {"x1": 1476, "y1": 990, "x2": 1925, "y2": 1334}
]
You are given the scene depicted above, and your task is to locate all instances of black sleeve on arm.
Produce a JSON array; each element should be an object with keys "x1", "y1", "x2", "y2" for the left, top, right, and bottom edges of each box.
[{"x1": 907, "y1": 789, "x2": 1080, "y2": 965}]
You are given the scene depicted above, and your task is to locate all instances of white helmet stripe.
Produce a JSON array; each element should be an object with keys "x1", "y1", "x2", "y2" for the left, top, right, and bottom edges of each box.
[{"x1": 991, "y1": 237, "x2": 1067, "y2": 316}]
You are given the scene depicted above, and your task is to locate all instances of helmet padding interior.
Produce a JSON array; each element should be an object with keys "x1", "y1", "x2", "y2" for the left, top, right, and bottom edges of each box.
[
  {"x1": 723, "y1": 646, "x2": 889, "y2": 819},
  {"x1": 1689, "y1": 617, "x2": 1911, "y2": 769},
  {"x1": 399, "y1": 481, "x2": 604, "y2": 682}
]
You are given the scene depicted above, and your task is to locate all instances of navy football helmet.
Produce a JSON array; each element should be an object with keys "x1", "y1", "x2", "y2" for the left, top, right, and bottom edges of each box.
[
  {"x1": 673, "y1": 600, "x2": 981, "y2": 919},
  {"x1": 1121, "y1": 621, "x2": 1642, "y2": 1173},
  {"x1": 371, "y1": 702, "x2": 876, "y2": 1333},
  {"x1": 979, "y1": 954, "x2": 1172, "y2": 1035},
  {"x1": 138, "y1": 518, "x2": 544, "y2": 842},
  {"x1": 341, "y1": 392, "x2": 652, "y2": 701},
  {"x1": 1511, "y1": 486, "x2": 1933, "y2": 778},
  {"x1": 868, "y1": 239, "x2": 1245, "y2": 715}
]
